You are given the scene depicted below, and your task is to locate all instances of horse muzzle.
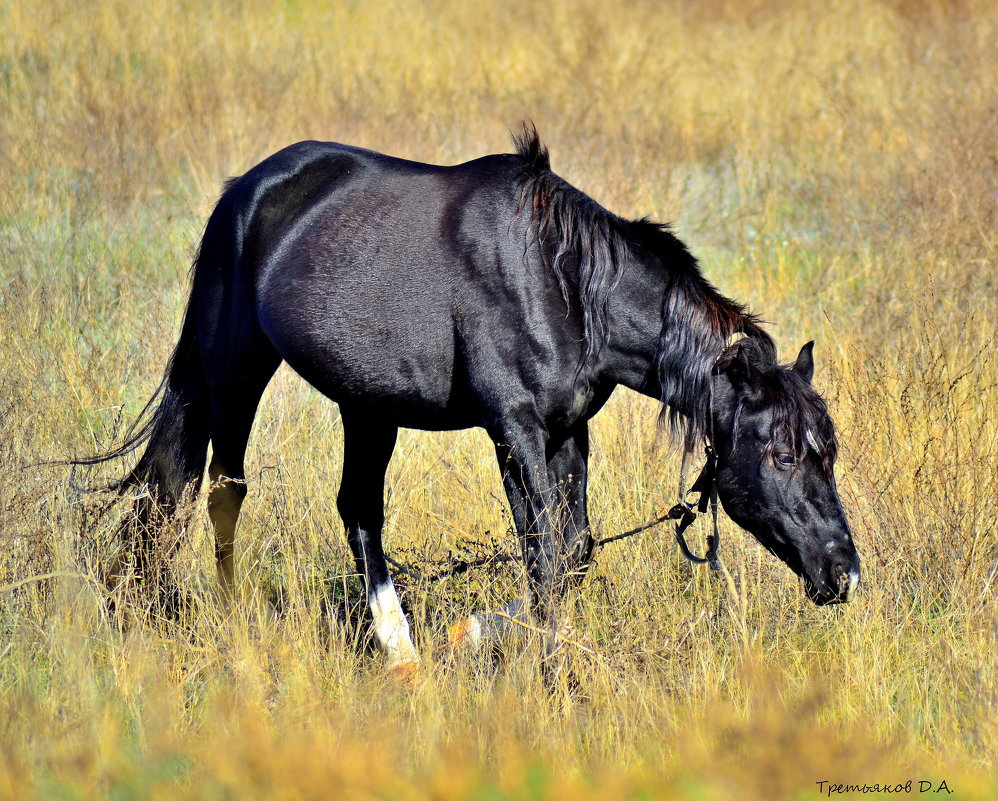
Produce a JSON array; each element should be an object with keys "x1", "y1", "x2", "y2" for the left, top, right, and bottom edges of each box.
[{"x1": 804, "y1": 558, "x2": 861, "y2": 606}]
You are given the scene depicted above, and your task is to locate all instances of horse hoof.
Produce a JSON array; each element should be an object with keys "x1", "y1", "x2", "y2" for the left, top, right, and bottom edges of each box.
[{"x1": 389, "y1": 660, "x2": 421, "y2": 687}]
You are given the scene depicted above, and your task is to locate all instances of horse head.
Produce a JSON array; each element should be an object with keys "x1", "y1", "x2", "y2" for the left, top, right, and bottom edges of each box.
[{"x1": 710, "y1": 338, "x2": 860, "y2": 605}]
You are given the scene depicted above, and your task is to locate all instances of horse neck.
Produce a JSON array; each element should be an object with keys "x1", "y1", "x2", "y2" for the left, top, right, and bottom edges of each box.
[
  {"x1": 598, "y1": 248, "x2": 671, "y2": 396},
  {"x1": 599, "y1": 248, "x2": 727, "y2": 427}
]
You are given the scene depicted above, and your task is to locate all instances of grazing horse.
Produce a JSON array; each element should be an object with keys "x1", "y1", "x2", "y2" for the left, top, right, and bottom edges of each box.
[{"x1": 94, "y1": 126, "x2": 860, "y2": 671}]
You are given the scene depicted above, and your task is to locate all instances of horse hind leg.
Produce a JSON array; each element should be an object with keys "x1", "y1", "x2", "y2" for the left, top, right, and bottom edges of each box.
[
  {"x1": 337, "y1": 410, "x2": 418, "y2": 673},
  {"x1": 205, "y1": 344, "x2": 281, "y2": 603},
  {"x1": 207, "y1": 455, "x2": 243, "y2": 601}
]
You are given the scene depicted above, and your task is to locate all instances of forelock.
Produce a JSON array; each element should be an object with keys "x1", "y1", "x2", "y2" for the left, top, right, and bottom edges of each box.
[{"x1": 767, "y1": 366, "x2": 837, "y2": 472}]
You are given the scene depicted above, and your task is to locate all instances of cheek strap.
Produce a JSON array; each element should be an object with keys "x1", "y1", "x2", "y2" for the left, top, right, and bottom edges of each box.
[{"x1": 668, "y1": 445, "x2": 722, "y2": 570}]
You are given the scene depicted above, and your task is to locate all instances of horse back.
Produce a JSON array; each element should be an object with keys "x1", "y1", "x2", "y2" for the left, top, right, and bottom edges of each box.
[{"x1": 200, "y1": 141, "x2": 583, "y2": 430}]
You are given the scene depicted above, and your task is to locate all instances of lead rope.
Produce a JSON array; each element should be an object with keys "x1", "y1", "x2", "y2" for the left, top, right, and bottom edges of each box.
[
  {"x1": 705, "y1": 463, "x2": 721, "y2": 570},
  {"x1": 668, "y1": 445, "x2": 700, "y2": 562},
  {"x1": 387, "y1": 434, "x2": 723, "y2": 584}
]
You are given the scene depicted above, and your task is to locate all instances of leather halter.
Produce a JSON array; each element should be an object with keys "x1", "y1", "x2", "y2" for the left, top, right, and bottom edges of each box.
[{"x1": 668, "y1": 444, "x2": 722, "y2": 570}]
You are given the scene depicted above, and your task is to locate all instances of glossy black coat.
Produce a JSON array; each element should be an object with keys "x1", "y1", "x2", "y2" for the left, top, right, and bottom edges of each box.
[{"x1": 96, "y1": 127, "x2": 860, "y2": 634}]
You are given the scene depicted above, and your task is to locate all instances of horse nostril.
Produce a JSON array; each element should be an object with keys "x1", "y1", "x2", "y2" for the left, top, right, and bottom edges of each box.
[{"x1": 828, "y1": 554, "x2": 859, "y2": 602}]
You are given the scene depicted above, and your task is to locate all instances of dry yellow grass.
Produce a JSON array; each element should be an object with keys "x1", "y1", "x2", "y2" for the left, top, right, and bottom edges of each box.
[{"x1": 1, "y1": 0, "x2": 995, "y2": 798}]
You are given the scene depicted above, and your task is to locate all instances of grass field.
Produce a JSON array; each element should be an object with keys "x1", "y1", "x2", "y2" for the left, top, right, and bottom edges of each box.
[{"x1": 1, "y1": 0, "x2": 996, "y2": 798}]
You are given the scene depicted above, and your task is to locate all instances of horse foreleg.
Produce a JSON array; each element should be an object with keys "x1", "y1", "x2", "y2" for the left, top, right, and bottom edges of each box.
[
  {"x1": 546, "y1": 424, "x2": 593, "y2": 578},
  {"x1": 453, "y1": 424, "x2": 591, "y2": 654},
  {"x1": 491, "y1": 432, "x2": 575, "y2": 669}
]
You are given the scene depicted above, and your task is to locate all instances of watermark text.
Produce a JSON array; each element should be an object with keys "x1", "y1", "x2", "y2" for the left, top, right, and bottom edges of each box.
[{"x1": 815, "y1": 780, "x2": 953, "y2": 796}]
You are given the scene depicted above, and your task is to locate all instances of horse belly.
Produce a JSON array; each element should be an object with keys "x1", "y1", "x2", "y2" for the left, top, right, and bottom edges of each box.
[{"x1": 257, "y1": 271, "x2": 471, "y2": 428}]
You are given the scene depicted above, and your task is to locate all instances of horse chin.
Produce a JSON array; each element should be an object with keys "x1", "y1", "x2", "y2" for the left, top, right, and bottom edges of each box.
[
  {"x1": 806, "y1": 587, "x2": 846, "y2": 606},
  {"x1": 752, "y1": 529, "x2": 854, "y2": 606},
  {"x1": 751, "y1": 534, "x2": 854, "y2": 606}
]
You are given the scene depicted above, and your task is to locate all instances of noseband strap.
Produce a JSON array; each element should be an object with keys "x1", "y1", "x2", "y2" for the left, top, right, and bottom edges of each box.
[{"x1": 668, "y1": 445, "x2": 722, "y2": 570}]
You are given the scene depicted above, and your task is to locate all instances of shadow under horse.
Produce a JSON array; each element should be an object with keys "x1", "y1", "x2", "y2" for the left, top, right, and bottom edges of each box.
[{"x1": 86, "y1": 125, "x2": 860, "y2": 672}]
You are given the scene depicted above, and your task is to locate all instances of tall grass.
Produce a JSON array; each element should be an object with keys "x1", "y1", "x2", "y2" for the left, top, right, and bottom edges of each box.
[{"x1": 1, "y1": 0, "x2": 995, "y2": 798}]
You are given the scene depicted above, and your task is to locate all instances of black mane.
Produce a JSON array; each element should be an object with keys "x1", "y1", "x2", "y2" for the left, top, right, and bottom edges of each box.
[{"x1": 512, "y1": 123, "x2": 775, "y2": 446}]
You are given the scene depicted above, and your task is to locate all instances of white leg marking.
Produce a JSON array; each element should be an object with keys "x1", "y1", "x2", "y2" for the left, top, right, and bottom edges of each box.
[{"x1": 369, "y1": 582, "x2": 418, "y2": 668}]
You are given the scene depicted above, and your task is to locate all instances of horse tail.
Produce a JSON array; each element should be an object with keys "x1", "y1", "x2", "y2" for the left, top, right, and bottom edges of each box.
[
  {"x1": 124, "y1": 295, "x2": 211, "y2": 513},
  {"x1": 79, "y1": 277, "x2": 212, "y2": 527}
]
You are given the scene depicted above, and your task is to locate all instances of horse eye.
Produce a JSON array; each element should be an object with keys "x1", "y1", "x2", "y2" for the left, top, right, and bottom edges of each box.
[{"x1": 774, "y1": 453, "x2": 796, "y2": 468}]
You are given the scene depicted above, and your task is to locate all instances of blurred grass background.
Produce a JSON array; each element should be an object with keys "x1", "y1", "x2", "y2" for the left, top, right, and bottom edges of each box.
[{"x1": 0, "y1": 0, "x2": 995, "y2": 798}]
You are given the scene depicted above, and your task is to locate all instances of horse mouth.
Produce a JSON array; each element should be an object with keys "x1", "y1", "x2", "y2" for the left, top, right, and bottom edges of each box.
[
  {"x1": 804, "y1": 569, "x2": 859, "y2": 606},
  {"x1": 810, "y1": 592, "x2": 848, "y2": 607}
]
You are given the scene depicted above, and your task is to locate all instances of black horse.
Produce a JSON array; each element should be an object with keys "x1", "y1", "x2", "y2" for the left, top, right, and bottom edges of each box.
[{"x1": 95, "y1": 125, "x2": 859, "y2": 670}]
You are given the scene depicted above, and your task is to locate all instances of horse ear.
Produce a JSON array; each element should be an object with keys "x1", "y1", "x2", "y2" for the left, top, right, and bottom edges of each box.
[
  {"x1": 793, "y1": 341, "x2": 815, "y2": 384},
  {"x1": 715, "y1": 339, "x2": 758, "y2": 389}
]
